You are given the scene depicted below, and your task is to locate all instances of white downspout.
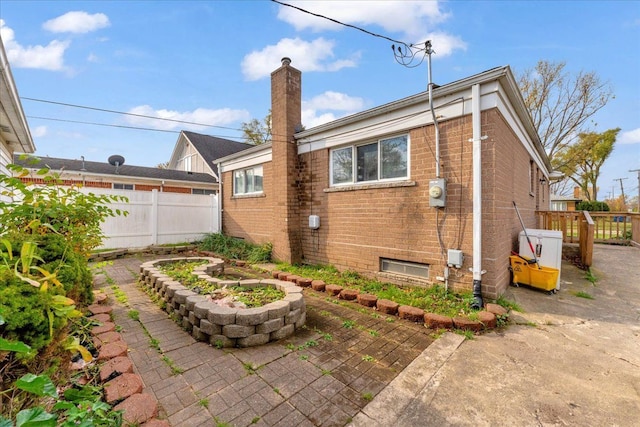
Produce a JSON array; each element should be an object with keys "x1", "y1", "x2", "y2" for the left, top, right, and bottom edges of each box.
[{"x1": 470, "y1": 83, "x2": 484, "y2": 309}]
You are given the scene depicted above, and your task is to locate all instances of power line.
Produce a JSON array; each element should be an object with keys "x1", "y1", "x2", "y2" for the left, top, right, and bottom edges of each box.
[
  {"x1": 22, "y1": 96, "x2": 243, "y2": 132},
  {"x1": 27, "y1": 115, "x2": 244, "y2": 141},
  {"x1": 271, "y1": 0, "x2": 429, "y2": 67},
  {"x1": 271, "y1": 0, "x2": 410, "y2": 47}
]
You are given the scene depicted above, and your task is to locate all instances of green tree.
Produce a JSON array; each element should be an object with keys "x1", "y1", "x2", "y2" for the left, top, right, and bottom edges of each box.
[
  {"x1": 554, "y1": 128, "x2": 619, "y2": 201},
  {"x1": 241, "y1": 110, "x2": 271, "y2": 145},
  {"x1": 518, "y1": 61, "x2": 613, "y2": 161}
]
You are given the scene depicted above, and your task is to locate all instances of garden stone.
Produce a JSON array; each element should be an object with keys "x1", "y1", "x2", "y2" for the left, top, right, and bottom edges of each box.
[
  {"x1": 100, "y1": 356, "x2": 133, "y2": 382},
  {"x1": 270, "y1": 324, "x2": 295, "y2": 340},
  {"x1": 398, "y1": 305, "x2": 425, "y2": 323},
  {"x1": 186, "y1": 295, "x2": 207, "y2": 311},
  {"x1": 295, "y1": 312, "x2": 306, "y2": 329},
  {"x1": 256, "y1": 318, "x2": 284, "y2": 334},
  {"x1": 209, "y1": 335, "x2": 235, "y2": 348},
  {"x1": 238, "y1": 333, "x2": 270, "y2": 347},
  {"x1": 98, "y1": 340, "x2": 128, "y2": 360},
  {"x1": 207, "y1": 306, "x2": 237, "y2": 325},
  {"x1": 93, "y1": 331, "x2": 122, "y2": 349},
  {"x1": 236, "y1": 307, "x2": 269, "y2": 326},
  {"x1": 357, "y1": 294, "x2": 378, "y2": 307},
  {"x1": 478, "y1": 311, "x2": 497, "y2": 329},
  {"x1": 311, "y1": 280, "x2": 326, "y2": 291},
  {"x1": 199, "y1": 319, "x2": 222, "y2": 336},
  {"x1": 325, "y1": 284, "x2": 343, "y2": 296},
  {"x1": 339, "y1": 289, "x2": 359, "y2": 301},
  {"x1": 222, "y1": 324, "x2": 254, "y2": 338},
  {"x1": 104, "y1": 373, "x2": 143, "y2": 404},
  {"x1": 377, "y1": 299, "x2": 399, "y2": 315},
  {"x1": 194, "y1": 301, "x2": 217, "y2": 319},
  {"x1": 284, "y1": 293, "x2": 304, "y2": 311},
  {"x1": 114, "y1": 393, "x2": 158, "y2": 425},
  {"x1": 265, "y1": 300, "x2": 290, "y2": 319},
  {"x1": 285, "y1": 309, "x2": 301, "y2": 325},
  {"x1": 453, "y1": 316, "x2": 483, "y2": 331},
  {"x1": 174, "y1": 289, "x2": 195, "y2": 305},
  {"x1": 424, "y1": 313, "x2": 454, "y2": 329}
]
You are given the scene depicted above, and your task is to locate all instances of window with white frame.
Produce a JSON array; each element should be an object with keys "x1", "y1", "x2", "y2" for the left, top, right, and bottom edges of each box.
[
  {"x1": 113, "y1": 183, "x2": 133, "y2": 190},
  {"x1": 183, "y1": 155, "x2": 192, "y2": 172},
  {"x1": 331, "y1": 135, "x2": 408, "y2": 186},
  {"x1": 233, "y1": 165, "x2": 263, "y2": 195}
]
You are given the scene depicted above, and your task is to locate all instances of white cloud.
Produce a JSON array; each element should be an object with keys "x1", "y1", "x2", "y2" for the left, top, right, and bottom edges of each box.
[
  {"x1": 302, "y1": 91, "x2": 366, "y2": 128},
  {"x1": 420, "y1": 31, "x2": 467, "y2": 57},
  {"x1": 31, "y1": 126, "x2": 48, "y2": 138},
  {"x1": 277, "y1": 1, "x2": 450, "y2": 42},
  {"x1": 87, "y1": 53, "x2": 99, "y2": 62},
  {"x1": 241, "y1": 37, "x2": 357, "y2": 81},
  {"x1": 0, "y1": 20, "x2": 70, "y2": 71},
  {"x1": 619, "y1": 128, "x2": 640, "y2": 145},
  {"x1": 124, "y1": 105, "x2": 251, "y2": 131},
  {"x1": 43, "y1": 11, "x2": 110, "y2": 34}
]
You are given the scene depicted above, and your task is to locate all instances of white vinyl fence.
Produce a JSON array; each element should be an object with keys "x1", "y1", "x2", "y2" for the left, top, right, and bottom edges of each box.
[{"x1": 85, "y1": 188, "x2": 219, "y2": 249}]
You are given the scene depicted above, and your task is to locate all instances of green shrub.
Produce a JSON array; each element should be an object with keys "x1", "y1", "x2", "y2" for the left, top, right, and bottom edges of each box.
[
  {"x1": 576, "y1": 200, "x2": 610, "y2": 211},
  {"x1": 199, "y1": 233, "x2": 272, "y2": 263},
  {"x1": 0, "y1": 269, "x2": 62, "y2": 352}
]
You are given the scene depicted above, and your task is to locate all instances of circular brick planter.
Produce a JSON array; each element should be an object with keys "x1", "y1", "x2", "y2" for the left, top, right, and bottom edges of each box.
[{"x1": 139, "y1": 257, "x2": 306, "y2": 347}]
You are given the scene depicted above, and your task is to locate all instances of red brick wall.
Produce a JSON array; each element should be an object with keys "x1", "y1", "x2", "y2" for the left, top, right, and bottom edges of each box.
[
  {"x1": 480, "y1": 108, "x2": 543, "y2": 298},
  {"x1": 221, "y1": 162, "x2": 275, "y2": 245},
  {"x1": 297, "y1": 115, "x2": 476, "y2": 293},
  {"x1": 295, "y1": 109, "x2": 544, "y2": 299}
]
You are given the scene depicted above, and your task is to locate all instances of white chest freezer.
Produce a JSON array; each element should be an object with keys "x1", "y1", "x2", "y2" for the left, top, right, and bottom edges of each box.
[{"x1": 519, "y1": 229, "x2": 563, "y2": 290}]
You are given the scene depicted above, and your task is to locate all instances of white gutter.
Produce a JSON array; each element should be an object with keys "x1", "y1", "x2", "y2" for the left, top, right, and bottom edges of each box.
[{"x1": 471, "y1": 83, "x2": 484, "y2": 309}]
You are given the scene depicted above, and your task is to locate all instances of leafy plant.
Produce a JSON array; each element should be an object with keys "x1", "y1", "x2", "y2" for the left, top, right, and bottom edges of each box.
[
  {"x1": 198, "y1": 233, "x2": 272, "y2": 262},
  {"x1": 574, "y1": 291, "x2": 594, "y2": 299}
]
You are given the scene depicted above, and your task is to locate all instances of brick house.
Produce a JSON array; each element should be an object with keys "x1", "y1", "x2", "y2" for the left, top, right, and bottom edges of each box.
[
  {"x1": 167, "y1": 130, "x2": 253, "y2": 182},
  {"x1": 216, "y1": 59, "x2": 552, "y2": 301},
  {"x1": 12, "y1": 155, "x2": 218, "y2": 195}
]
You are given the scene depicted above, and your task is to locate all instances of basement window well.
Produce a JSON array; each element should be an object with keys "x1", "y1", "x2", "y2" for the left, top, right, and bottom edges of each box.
[{"x1": 380, "y1": 258, "x2": 429, "y2": 279}]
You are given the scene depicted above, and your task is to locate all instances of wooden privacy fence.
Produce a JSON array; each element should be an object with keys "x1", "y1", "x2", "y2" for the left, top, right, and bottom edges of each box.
[{"x1": 82, "y1": 188, "x2": 219, "y2": 249}]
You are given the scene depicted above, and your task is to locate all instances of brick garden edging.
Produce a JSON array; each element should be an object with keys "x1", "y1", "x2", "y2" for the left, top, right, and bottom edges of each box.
[
  {"x1": 139, "y1": 257, "x2": 306, "y2": 348},
  {"x1": 272, "y1": 271, "x2": 508, "y2": 332},
  {"x1": 86, "y1": 291, "x2": 167, "y2": 426}
]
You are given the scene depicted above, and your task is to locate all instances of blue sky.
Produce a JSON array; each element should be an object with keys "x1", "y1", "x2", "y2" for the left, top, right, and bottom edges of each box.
[{"x1": 1, "y1": 0, "x2": 639, "y2": 199}]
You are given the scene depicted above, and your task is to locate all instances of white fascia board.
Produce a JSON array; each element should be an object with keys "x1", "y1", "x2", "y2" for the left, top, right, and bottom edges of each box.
[
  {"x1": 167, "y1": 132, "x2": 187, "y2": 168},
  {"x1": 0, "y1": 42, "x2": 35, "y2": 153},
  {"x1": 218, "y1": 148, "x2": 272, "y2": 173},
  {"x1": 481, "y1": 81, "x2": 550, "y2": 175},
  {"x1": 297, "y1": 89, "x2": 472, "y2": 154}
]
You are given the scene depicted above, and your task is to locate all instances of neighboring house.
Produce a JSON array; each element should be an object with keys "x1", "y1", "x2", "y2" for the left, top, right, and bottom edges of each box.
[
  {"x1": 167, "y1": 130, "x2": 253, "y2": 181},
  {"x1": 550, "y1": 194, "x2": 581, "y2": 211},
  {"x1": 13, "y1": 155, "x2": 217, "y2": 195},
  {"x1": 1, "y1": 38, "x2": 35, "y2": 201},
  {"x1": 217, "y1": 58, "x2": 552, "y2": 301}
]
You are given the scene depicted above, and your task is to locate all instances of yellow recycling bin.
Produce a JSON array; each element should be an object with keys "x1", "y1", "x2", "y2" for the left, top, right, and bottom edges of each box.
[{"x1": 509, "y1": 255, "x2": 559, "y2": 294}]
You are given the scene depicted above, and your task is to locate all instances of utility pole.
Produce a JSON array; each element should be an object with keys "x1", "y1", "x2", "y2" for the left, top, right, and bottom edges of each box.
[
  {"x1": 630, "y1": 169, "x2": 640, "y2": 212},
  {"x1": 614, "y1": 177, "x2": 628, "y2": 209}
]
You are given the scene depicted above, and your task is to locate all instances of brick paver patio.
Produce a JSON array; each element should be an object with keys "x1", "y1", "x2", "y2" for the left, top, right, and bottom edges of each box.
[{"x1": 94, "y1": 255, "x2": 433, "y2": 427}]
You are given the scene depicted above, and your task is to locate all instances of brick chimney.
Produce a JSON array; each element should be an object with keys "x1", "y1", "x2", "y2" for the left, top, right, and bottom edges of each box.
[
  {"x1": 573, "y1": 186, "x2": 581, "y2": 199},
  {"x1": 271, "y1": 57, "x2": 302, "y2": 263}
]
